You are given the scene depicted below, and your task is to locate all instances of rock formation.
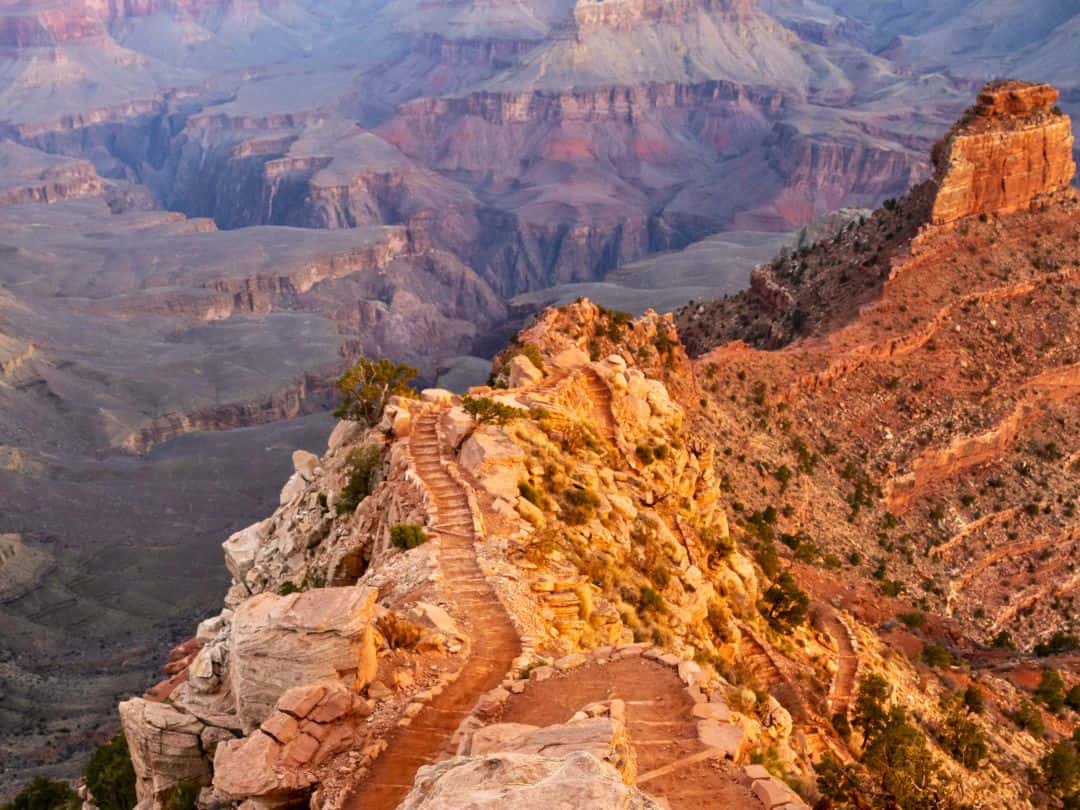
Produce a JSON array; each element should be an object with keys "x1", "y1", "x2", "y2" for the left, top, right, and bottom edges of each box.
[{"x1": 930, "y1": 81, "x2": 1075, "y2": 225}]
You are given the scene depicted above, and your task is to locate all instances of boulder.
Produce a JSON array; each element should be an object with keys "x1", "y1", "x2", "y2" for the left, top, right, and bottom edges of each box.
[
  {"x1": 459, "y1": 429, "x2": 527, "y2": 502},
  {"x1": 696, "y1": 720, "x2": 746, "y2": 761},
  {"x1": 229, "y1": 586, "x2": 378, "y2": 730},
  {"x1": 507, "y1": 354, "x2": 543, "y2": 388},
  {"x1": 458, "y1": 717, "x2": 635, "y2": 783},
  {"x1": 222, "y1": 523, "x2": 264, "y2": 586},
  {"x1": 292, "y1": 450, "x2": 319, "y2": 480},
  {"x1": 120, "y1": 698, "x2": 209, "y2": 806},
  {"x1": 214, "y1": 680, "x2": 370, "y2": 803},
  {"x1": 278, "y1": 472, "x2": 307, "y2": 506},
  {"x1": 399, "y1": 751, "x2": 662, "y2": 810}
]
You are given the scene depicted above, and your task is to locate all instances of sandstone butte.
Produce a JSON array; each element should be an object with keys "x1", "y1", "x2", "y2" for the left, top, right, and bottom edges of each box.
[
  {"x1": 930, "y1": 80, "x2": 1076, "y2": 225},
  {"x1": 110, "y1": 81, "x2": 1078, "y2": 810}
]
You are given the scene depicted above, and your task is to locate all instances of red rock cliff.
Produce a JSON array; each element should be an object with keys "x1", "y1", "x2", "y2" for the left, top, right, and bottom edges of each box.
[{"x1": 930, "y1": 81, "x2": 1075, "y2": 225}]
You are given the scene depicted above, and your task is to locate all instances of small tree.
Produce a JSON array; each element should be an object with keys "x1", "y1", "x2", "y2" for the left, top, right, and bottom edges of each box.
[
  {"x1": 853, "y1": 673, "x2": 891, "y2": 745},
  {"x1": 759, "y1": 571, "x2": 809, "y2": 632},
  {"x1": 461, "y1": 395, "x2": 527, "y2": 425},
  {"x1": 335, "y1": 357, "x2": 418, "y2": 426},
  {"x1": 84, "y1": 734, "x2": 137, "y2": 810}
]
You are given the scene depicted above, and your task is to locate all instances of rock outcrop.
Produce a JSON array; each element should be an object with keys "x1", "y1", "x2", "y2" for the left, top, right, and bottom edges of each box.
[
  {"x1": 930, "y1": 81, "x2": 1075, "y2": 225},
  {"x1": 213, "y1": 681, "x2": 372, "y2": 803},
  {"x1": 399, "y1": 751, "x2": 661, "y2": 810},
  {"x1": 228, "y1": 587, "x2": 379, "y2": 731}
]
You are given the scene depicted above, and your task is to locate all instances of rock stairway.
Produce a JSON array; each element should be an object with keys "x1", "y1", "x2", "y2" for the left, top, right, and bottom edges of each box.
[
  {"x1": 581, "y1": 367, "x2": 618, "y2": 442},
  {"x1": 500, "y1": 656, "x2": 764, "y2": 809},
  {"x1": 343, "y1": 409, "x2": 521, "y2": 810},
  {"x1": 816, "y1": 607, "x2": 858, "y2": 718}
]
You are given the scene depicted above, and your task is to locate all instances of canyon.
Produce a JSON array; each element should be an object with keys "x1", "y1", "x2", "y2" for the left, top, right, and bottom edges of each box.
[
  {"x1": 0, "y1": 0, "x2": 1079, "y2": 796},
  {"x1": 107, "y1": 81, "x2": 1079, "y2": 809}
]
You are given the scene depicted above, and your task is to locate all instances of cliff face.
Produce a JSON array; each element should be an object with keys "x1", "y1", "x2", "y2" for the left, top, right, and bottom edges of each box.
[{"x1": 930, "y1": 81, "x2": 1076, "y2": 225}]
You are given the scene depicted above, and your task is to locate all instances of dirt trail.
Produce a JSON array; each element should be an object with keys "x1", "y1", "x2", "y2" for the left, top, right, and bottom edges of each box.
[
  {"x1": 343, "y1": 409, "x2": 521, "y2": 810},
  {"x1": 816, "y1": 607, "x2": 858, "y2": 718},
  {"x1": 500, "y1": 656, "x2": 764, "y2": 809}
]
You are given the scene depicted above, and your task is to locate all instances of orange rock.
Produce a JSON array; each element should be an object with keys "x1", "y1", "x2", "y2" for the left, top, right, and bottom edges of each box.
[{"x1": 930, "y1": 81, "x2": 1075, "y2": 225}]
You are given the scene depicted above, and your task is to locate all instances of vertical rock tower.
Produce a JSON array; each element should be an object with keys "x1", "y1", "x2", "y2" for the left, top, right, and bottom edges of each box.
[{"x1": 930, "y1": 80, "x2": 1076, "y2": 225}]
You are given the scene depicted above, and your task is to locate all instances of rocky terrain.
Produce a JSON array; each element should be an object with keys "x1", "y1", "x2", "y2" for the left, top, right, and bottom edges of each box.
[
  {"x1": 3, "y1": 0, "x2": 1080, "y2": 795},
  {"x1": 101, "y1": 79, "x2": 1080, "y2": 810}
]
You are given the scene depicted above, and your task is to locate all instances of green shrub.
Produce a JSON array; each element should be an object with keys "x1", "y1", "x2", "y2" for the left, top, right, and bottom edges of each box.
[
  {"x1": 560, "y1": 487, "x2": 600, "y2": 525},
  {"x1": 635, "y1": 444, "x2": 655, "y2": 464},
  {"x1": 962, "y1": 684, "x2": 985, "y2": 714},
  {"x1": 2, "y1": 777, "x2": 79, "y2": 810},
  {"x1": 1035, "y1": 669, "x2": 1066, "y2": 711},
  {"x1": 164, "y1": 783, "x2": 199, "y2": 810},
  {"x1": 517, "y1": 481, "x2": 543, "y2": 507},
  {"x1": 1035, "y1": 631, "x2": 1079, "y2": 657},
  {"x1": 1042, "y1": 741, "x2": 1080, "y2": 796},
  {"x1": 337, "y1": 445, "x2": 383, "y2": 514},
  {"x1": 85, "y1": 734, "x2": 137, "y2": 810},
  {"x1": 1065, "y1": 684, "x2": 1080, "y2": 712},
  {"x1": 1008, "y1": 700, "x2": 1045, "y2": 736},
  {"x1": 390, "y1": 524, "x2": 428, "y2": 550},
  {"x1": 462, "y1": 396, "x2": 527, "y2": 425},
  {"x1": 638, "y1": 586, "x2": 665, "y2": 614},
  {"x1": 648, "y1": 566, "x2": 671, "y2": 589},
  {"x1": 278, "y1": 581, "x2": 299, "y2": 596},
  {"x1": 921, "y1": 642, "x2": 954, "y2": 669},
  {"x1": 898, "y1": 611, "x2": 926, "y2": 629}
]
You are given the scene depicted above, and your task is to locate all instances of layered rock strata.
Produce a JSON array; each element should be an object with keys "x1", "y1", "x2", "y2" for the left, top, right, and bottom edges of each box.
[{"x1": 930, "y1": 81, "x2": 1075, "y2": 225}]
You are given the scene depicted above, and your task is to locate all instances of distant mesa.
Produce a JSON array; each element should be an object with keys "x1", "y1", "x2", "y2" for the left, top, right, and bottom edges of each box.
[{"x1": 930, "y1": 81, "x2": 1076, "y2": 225}]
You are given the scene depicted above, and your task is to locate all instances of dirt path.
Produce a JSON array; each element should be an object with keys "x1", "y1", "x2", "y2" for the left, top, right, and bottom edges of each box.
[
  {"x1": 500, "y1": 656, "x2": 764, "y2": 809},
  {"x1": 581, "y1": 366, "x2": 618, "y2": 442},
  {"x1": 816, "y1": 607, "x2": 858, "y2": 718},
  {"x1": 343, "y1": 409, "x2": 521, "y2": 810}
]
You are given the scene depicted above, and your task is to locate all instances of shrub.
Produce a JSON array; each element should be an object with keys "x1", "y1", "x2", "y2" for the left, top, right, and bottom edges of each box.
[
  {"x1": 390, "y1": 524, "x2": 428, "y2": 550},
  {"x1": 2, "y1": 777, "x2": 79, "y2": 810},
  {"x1": 278, "y1": 581, "x2": 299, "y2": 596},
  {"x1": 1065, "y1": 684, "x2": 1080, "y2": 712},
  {"x1": 335, "y1": 357, "x2": 418, "y2": 426},
  {"x1": 560, "y1": 487, "x2": 600, "y2": 525},
  {"x1": 649, "y1": 566, "x2": 671, "y2": 589},
  {"x1": 638, "y1": 586, "x2": 665, "y2": 614},
  {"x1": 85, "y1": 734, "x2": 137, "y2": 810},
  {"x1": 1035, "y1": 631, "x2": 1079, "y2": 657},
  {"x1": 164, "y1": 783, "x2": 199, "y2": 810},
  {"x1": 337, "y1": 445, "x2": 383, "y2": 514},
  {"x1": 962, "y1": 684, "x2": 985, "y2": 714},
  {"x1": 921, "y1": 641, "x2": 954, "y2": 669},
  {"x1": 462, "y1": 396, "x2": 527, "y2": 425},
  {"x1": 517, "y1": 481, "x2": 543, "y2": 507},
  {"x1": 376, "y1": 613, "x2": 424, "y2": 650},
  {"x1": 635, "y1": 444, "x2": 655, "y2": 464},
  {"x1": 1035, "y1": 669, "x2": 1066, "y2": 711},
  {"x1": 898, "y1": 611, "x2": 926, "y2": 629},
  {"x1": 1042, "y1": 741, "x2": 1080, "y2": 796},
  {"x1": 1007, "y1": 700, "x2": 1045, "y2": 736}
]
